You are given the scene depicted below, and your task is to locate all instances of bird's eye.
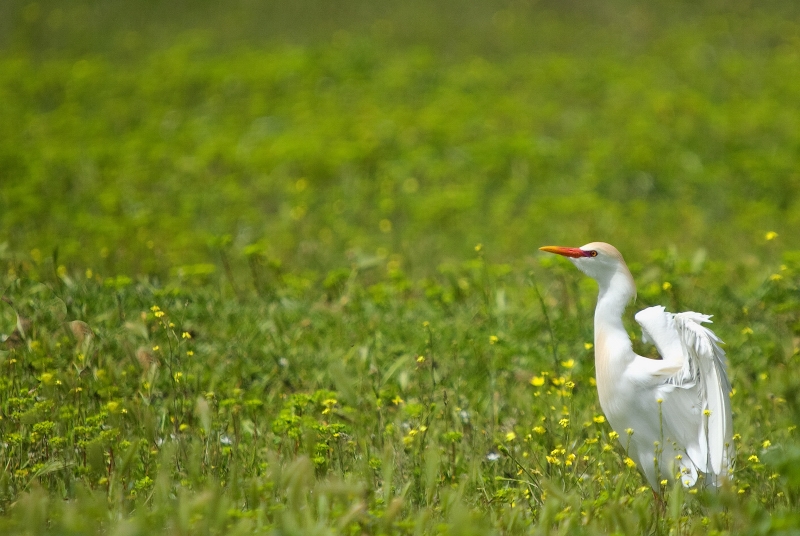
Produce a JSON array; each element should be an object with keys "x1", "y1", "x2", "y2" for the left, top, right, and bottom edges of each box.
[{"x1": 590, "y1": 250, "x2": 598, "y2": 257}]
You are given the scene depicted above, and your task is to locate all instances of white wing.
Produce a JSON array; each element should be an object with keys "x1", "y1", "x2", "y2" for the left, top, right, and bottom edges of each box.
[{"x1": 634, "y1": 306, "x2": 733, "y2": 486}]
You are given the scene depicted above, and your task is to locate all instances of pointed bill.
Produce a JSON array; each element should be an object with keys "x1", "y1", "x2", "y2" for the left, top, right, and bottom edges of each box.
[{"x1": 539, "y1": 246, "x2": 590, "y2": 258}]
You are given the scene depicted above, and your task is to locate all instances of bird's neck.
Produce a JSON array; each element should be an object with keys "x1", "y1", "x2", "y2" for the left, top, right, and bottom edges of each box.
[
  {"x1": 595, "y1": 270, "x2": 635, "y2": 326},
  {"x1": 594, "y1": 268, "x2": 636, "y2": 394}
]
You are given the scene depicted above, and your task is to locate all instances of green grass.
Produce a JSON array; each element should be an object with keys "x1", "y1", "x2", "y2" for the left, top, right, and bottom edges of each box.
[
  {"x1": 1, "y1": 248, "x2": 799, "y2": 534},
  {"x1": 1, "y1": 0, "x2": 800, "y2": 533}
]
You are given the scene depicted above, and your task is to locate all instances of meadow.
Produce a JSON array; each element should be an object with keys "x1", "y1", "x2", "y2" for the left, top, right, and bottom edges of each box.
[{"x1": 1, "y1": 0, "x2": 800, "y2": 533}]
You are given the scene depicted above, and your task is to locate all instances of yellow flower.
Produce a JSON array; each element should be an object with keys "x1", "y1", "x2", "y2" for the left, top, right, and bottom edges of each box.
[
  {"x1": 474, "y1": 243, "x2": 483, "y2": 252},
  {"x1": 625, "y1": 428, "x2": 634, "y2": 436},
  {"x1": 742, "y1": 327, "x2": 753, "y2": 335},
  {"x1": 584, "y1": 342, "x2": 593, "y2": 350},
  {"x1": 662, "y1": 282, "x2": 672, "y2": 291},
  {"x1": 533, "y1": 426, "x2": 546, "y2": 435},
  {"x1": 770, "y1": 274, "x2": 783, "y2": 281},
  {"x1": 748, "y1": 455, "x2": 759, "y2": 463},
  {"x1": 593, "y1": 415, "x2": 605, "y2": 424},
  {"x1": 624, "y1": 457, "x2": 636, "y2": 468},
  {"x1": 530, "y1": 376, "x2": 545, "y2": 387},
  {"x1": 558, "y1": 418, "x2": 569, "y2": 428},
  {"x1": 660, "y1": 479, "x2": 668, "y2": 487},
  {"x1": 392, "y1": 395, "x2": 404, "y2": 405},
  {"x1": 416, "y1": 355, "x2": 425, "y2": 363},
  {"x1": 182, "y1": 331, "x2": 192, "y2": 339},
  {"x1": 489, "y1": 335, "x2": 499, "y2": 344},
  {"x1": 505, "y1": 431, "x2": 516, "y2": 442},
  {"x1": 609, "y1": 431, "x2": 619, "y2": 440},
  {"x1": 765, "y1": 231, "x2": 778, "y2": 241},
  {"x1": 561, "y1": 359, "x2": 574, "y2": 369},
  {"x1": 762, "y1": 440, "x2": 771, "y2": 448},
  {"x1": 703, "y1": 409, "x2": 712, "y2": 416}
]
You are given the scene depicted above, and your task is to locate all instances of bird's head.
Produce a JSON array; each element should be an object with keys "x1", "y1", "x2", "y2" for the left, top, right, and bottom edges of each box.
[{"x1": 539, "y1": 242, "x2": 630, "y2": 286}]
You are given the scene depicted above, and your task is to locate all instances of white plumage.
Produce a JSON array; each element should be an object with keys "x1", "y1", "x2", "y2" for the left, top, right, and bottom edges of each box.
[{"x1": 540, "y1": 242, "x2": 733, "y2": 489}]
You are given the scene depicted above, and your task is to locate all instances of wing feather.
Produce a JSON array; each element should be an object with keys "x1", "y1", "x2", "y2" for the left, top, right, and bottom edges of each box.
[
  {"x1": 674, "y1": 312, "x2": 734, "y2": 479},
  {"x1": 635, "y1": 306, "x2": 733, "y2": 486}
]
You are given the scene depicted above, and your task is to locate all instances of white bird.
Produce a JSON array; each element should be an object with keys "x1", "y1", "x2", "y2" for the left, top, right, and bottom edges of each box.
[{"x1": 540, "y1": 242, "x2": 733, "y2": 489}]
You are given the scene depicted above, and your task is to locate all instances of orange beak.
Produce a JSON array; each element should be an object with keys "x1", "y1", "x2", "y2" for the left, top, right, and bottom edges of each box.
[{"x1": 539, "y1": 246, "x2": 590, "y2": 258}]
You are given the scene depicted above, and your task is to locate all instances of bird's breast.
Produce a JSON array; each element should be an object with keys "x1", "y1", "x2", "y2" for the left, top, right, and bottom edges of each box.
[{"x1": 593, "y1": 328, "x2": 636, "y2": 418}]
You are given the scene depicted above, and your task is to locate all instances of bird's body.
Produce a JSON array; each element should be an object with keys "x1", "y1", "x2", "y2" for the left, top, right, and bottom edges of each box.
[{"x1": 540, "y1": 242, "x2": 733, "y2": 489}]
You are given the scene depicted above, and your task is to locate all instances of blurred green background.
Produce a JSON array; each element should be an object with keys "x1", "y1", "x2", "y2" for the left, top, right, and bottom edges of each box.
[
  {"x1": 2, "y1": 3, "x2": 800, "y2": 533},
  {"x1": 1, "y1": 0, "x2": 799, "y2": 277}
]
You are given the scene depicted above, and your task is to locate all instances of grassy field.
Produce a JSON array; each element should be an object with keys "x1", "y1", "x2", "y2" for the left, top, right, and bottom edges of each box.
[{"x1": 1, "y1": 0, "x2": 800, "y2": 533}]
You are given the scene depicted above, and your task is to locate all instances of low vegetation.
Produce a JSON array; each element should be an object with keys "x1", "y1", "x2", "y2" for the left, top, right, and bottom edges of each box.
[{"x1": 1, "y1": 0, "x2": 799, "y2": 533}]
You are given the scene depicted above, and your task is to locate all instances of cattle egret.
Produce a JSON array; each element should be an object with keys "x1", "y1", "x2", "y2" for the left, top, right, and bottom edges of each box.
[{"x1": 540, "y1": 242, "x2": 733, "y2": 489}]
